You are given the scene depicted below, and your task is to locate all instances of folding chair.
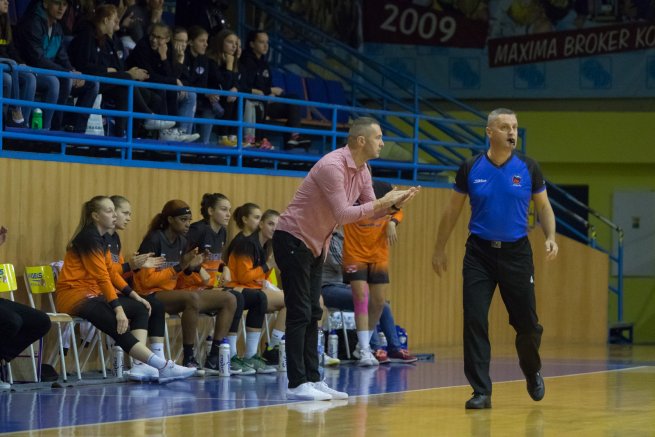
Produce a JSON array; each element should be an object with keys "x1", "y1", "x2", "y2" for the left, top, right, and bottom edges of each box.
[
  {"x1": 326, "y1": 308, "x2": 352, "y2": 359},
  {"x1": 23, "y1": 265, "x2": 82, "y2": 381},
  {"x1": 0, "y1": 263, "x2": 38, "y2": 383},
  {"x1": 49, "y1": 262, "x2": 107, "y2": 379}
]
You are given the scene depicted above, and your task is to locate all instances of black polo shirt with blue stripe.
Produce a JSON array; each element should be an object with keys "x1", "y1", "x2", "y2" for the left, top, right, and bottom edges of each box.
[{"x1": 454, "y1": 152, "x2": 546, "y2": 242}]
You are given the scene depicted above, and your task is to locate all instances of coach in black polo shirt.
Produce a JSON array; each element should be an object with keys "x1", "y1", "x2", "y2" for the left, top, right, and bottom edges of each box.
[{"x1": 432, "y1": 108, "x2": 558, "y2": 409}]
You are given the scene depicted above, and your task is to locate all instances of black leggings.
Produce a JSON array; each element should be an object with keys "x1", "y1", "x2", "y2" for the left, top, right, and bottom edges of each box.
[
  {"x1": 0, "y1": 300, "x2": 51, "y2": 362},
  {"x1": 75, "y1": 296, "x2": 149, "y2": 353},
  {"x1": 227, "y1": 288, "x2": 268, "y2": 332},
  {"x1": 143, "y1": 293, "x2": 166, "y2": 337}
]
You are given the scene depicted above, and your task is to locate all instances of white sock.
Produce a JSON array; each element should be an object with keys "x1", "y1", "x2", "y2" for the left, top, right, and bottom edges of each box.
[
  {"x1": 270, "y1": 329, "x2": 285, "y2": 347},
  {"x1": 146, "y1": 353, "x2": 167, "y2": 369},
  {"x1": 245, "y1": 331, "x2": 262, "y2": 358},
  {"x1": 150, "y1": 342, "x2": 165, "y2": 360},
  {"x1": 228, "y1": 335, "x2": 238, "y2": 358},
  {"x1": 357, "y1": 331, "x2": 371, "y2": 352}
]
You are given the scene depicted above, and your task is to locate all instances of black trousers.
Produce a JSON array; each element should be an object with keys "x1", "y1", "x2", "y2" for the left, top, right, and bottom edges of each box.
[
  {"x1": 272, "y1": 230, "x2": 323, "y2": 388},
  {"x1": 463, "y1": 234, "x2": 543, "y2": 395},
  {"x1": 76, "y1": 296, "x2": 149, "y2": 353},
  {"x1": 0, "y1": 300, "x2": 51, "y2": 362}
]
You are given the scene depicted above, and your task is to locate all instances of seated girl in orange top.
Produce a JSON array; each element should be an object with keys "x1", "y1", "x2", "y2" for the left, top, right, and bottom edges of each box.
[
  {"x1": 134, "y1": 199, "x2": 236, "y2": 373},
  {"x1": 55, "y1": 196, "x2": 195, "y2": 383}
]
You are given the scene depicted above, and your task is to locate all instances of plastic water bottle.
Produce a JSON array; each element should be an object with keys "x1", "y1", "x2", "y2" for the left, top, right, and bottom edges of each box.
[
  {"x1": 378, "y1": 331, "x2": 388, "y2": 352},
  {"x1": 31, "y1": 108, "x2": 42, "y2": 129},
  {"x1": 396, "y1": 325, "x2": 408, "y2": 350},
  {"x1": 218, "y1": 338, "x2": 231, "y2": 377},
  {"x1": 317, "y1": 329, "x2": 325, "y2": 366},
  {"x1": 328, "y1": 329, "x2": 339, "y2": 358},
  {"x1": 111, "y1": 345, "x2": 124, "y2": 378},
  {"x1": 278, "y1": 336, "x2": 287, "y2": 372}
]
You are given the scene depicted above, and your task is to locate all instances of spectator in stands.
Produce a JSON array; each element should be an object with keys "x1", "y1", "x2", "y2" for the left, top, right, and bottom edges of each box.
[
  {"x1": 134, "y1": 199, "x2": 236, "y2": 373},
  {"x1": 69, "y1": 4, "x2": 177, "y2": 137},
  {"x1": 55, "y1": 196, "x2": 196, "y2": 383},
  {"x1": 126, "y1": 22, "x2": 200, "y2": 142},
  {"x1": 342, "y1": 180, "x2": 406, "y2": 366},
  {"x1": 16, "y1": 0, "x2": 99, "y2": 132},
  {"x1": 179, "y1": 25, "x2": 224, "y2": 144},
  {"x1": 119, "y1": 0, "x2": 164, "y2": 51},
  {"x1": 108, "y1": 195, "x2": 169, "y2": 382},
  {"x1": 0, "y1": 225, "x2": 52, "y2": 390},
  {"x1": 0, "y1": 0, "x2": 36, "y2": 128},
  {"x1": 239, "y1": 30, "x2": 310, "y2": 150},
  {"x1": 322, "y1": 228, "x2": 417, "y2": 364},
  {"x1": 206, "y1": 28, "x2": 241, "y2": 147}
]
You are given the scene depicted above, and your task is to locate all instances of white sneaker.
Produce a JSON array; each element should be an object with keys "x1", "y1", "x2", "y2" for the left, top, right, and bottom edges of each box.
[
  {"x1": 324, "y1": 353, "x2": 340, "y2": 366},
  {"x1": 159, "y1": 128, "x2": 200, "y2": 142},
  {"x1": 312, "y1": 381, "x2": 348, "y2": 400},
  {"x1": 0, "y1": 381, "x2": 10, "y2": 390},
  {"x1": 143, "y1": 119, "x2": 176, "y2": 130},
  {"x1": 157, "y1": 360, "x2": 196, "y2": 383},
  {"x1": 286, "y1": 381, "x2": 332, "y2": 401},
  {"x1": 127, "y1": 363, "x2": 159, "y2": 382},
  {"x1": 357, "y1": 348, "x2": 379, "y2": 367}
]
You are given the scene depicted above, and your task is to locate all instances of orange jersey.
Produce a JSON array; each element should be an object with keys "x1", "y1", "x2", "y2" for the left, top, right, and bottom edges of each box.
[
  {"x1": 56, "y1": 226, "x2": 131, "y2": 315},
  {"x1": 226, "y1": 231, "x2": 270, "y2": 289},
  {"x1": 106, "y1": 231, "x2": 134, "y2": 285},
  {"x1": 178, "y1": 219, "x2": 226, "y2": 289},
  {"x1": 343, "y1": 209, "x2": 403, "y2": 264}
]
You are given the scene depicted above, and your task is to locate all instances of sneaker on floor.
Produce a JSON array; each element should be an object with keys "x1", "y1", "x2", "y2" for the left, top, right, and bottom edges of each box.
[
  {"x1": 160, "y1": 128, "x2": 200, "y2": 142},
  {"x1": 287, "y1": 381, "x2": 332, "y2": 401},
  {"x1": 374, "y1": 349, "x2": 390, "y2": 364},
  {"x1": 312, "y1": 380, "x2": 348, "y2": 400},
  {"x1": 243, "y1": 354, "x2": 277, "y2": 374},
  {"x1": 243, "y1": 134, "x2": 255, "y2": 147},
  {"x1": 324, "y1": 353, "x2": 341, "y2": 367},
  {"x1": 204, "y1": 354, "x2": 222, "y2": 376},
  {"x1": 158, "y1": 360, "x2": 196, "y2": 383},
  {"x1": 387, "y1": 349, "x2": 418, "y2": 363},
  {"x1": 127, "y1": 363, "x2": 159, "y2": 382},
  {"x1": 143, "y1": 119, "x2": 176, "y2": 130},
  {"x1": 183, "y1": 356, "x2": 205, "y2": 377},
  {"x1": 231, "y1": 356, "x2": 256, "y2": 375},
  {"x1": 357, "y1": 348, "x2": 379, "y2": 367},
  {"x1": 262, "y1": 344, "x2": 279, "y2": 365},
  {"x1": 0, "y1": 381, "x2": 10, "y2": 390}
]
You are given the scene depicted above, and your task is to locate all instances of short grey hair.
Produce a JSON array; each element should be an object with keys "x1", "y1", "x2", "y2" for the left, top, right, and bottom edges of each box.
[
  {"x1": 487, "y1": 108, "x2": 515, "y2": 126},
  {"x1": 348, "y1": 117, "x2": 379, "y2": 139}
]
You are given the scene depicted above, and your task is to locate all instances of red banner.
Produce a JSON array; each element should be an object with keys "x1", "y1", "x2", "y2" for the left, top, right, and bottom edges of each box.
[
  {"x1": 362, "y1": 0, "x2": 488, "y2": 49},
  {"x1": 488, "y1": 22, "x2": 655, "y2": 67}
]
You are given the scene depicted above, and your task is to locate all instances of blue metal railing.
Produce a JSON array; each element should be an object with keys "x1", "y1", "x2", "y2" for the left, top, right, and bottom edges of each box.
[
  {"x1": 547, "y1": 181, "x2": 624, "y2": 321},
  {"x1": 0, "y1": 64, "x2": 488, "y2": 187}
]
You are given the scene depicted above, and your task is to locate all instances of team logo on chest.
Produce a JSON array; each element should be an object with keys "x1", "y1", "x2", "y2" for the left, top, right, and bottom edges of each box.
[{"x1": 512, "y1": 175, "x2": 522, "y2": 186}]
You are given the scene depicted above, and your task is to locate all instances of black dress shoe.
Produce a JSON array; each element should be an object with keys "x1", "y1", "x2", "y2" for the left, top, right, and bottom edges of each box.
[
  {"x1": 465, "y1": 393, "x2": 491, "y2": 409},
  {"x1": 527, "y1": 372, "x2": 545, "y2": 401}
]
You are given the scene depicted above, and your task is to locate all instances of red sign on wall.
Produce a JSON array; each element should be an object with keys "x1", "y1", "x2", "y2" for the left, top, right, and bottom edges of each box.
[{"x1": 362, "y1": 0, "x2": 488, "y2": 49}]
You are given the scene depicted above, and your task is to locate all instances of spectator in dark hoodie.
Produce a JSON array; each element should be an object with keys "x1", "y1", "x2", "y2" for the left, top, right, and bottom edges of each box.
[
  {"x1": 68, "y1": 4, "x2": 177, "y2": 137},
  {"x1": 16, "y1": 0, "x2": 99, "y2": 132}
]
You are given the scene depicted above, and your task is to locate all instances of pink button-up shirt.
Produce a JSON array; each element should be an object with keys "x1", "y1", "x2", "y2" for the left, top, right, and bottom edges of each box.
[{"x1": 277, "y1": 146, "x2": 377, "y2": 257}]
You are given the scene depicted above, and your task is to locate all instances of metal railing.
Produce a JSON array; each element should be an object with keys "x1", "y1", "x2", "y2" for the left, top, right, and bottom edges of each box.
[{"x1": 0, "y1": 64, "x2": 487, "y2": 187}]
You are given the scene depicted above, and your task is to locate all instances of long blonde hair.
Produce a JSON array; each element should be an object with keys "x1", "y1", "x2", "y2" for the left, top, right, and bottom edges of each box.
[{"x1": 67, "y1": 196, "x2": 110, "y2": 251}]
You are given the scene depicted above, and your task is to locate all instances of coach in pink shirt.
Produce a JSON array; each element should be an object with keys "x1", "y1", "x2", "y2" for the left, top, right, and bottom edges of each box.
[{"x1": 273, "y1": 117, "x2": 420, "y2": 401}]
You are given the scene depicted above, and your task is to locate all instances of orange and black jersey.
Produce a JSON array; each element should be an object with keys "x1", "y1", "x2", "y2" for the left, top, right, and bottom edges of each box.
[
  {"x1": 226, "y1": 231, "x2": 270, "y2": 289},
  {"x1": 55, "y1": 225, "x2": 132, "y2": 315},
  {"x1": 343, "y1": 209, "x2": 404, "y2": 265},
  {"x1": 180, "y1": 219, "x2": 227, "y2": 288},
  {"x1": 106, "y1": 231, "x2": 134, "y2": 285},
  {"x1": 223, "y1": 231, "x2": 247, "y2": 264},
  {"x1": 134, "y1": 230, "x2": 191, "y2": 295}
]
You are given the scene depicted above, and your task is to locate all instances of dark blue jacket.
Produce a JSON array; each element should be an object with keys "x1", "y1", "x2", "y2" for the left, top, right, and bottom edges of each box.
[{"x1": 16, "y1": 3, "x2": 73, "y2": 71}]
